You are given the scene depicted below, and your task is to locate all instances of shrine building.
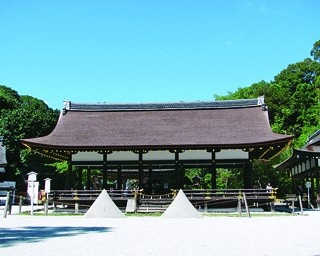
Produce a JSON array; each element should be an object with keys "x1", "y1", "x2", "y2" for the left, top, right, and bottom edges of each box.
[
  {"x1": 276, "y1": 129, "x2": 320, "y2": 196},
  {"x1": 21, "y1": 96, "x2": 293, "y2": 192}
]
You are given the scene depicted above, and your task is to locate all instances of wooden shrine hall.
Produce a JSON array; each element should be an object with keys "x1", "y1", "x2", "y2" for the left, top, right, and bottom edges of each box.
[
  {"x1": 277, "y1": 129, "x2": 320, "y2": 198},
  {"x1": 21, "y1": 96, "x2": 293, "y2": 192}
]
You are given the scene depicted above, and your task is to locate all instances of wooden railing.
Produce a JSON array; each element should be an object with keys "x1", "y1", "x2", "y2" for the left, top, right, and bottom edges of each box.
[
  {"x1": 49, "y1": 189, "x2": 136, "y2": 202},
  {"x1": 49, "y1": 188, "x2": 276, "y2": 202},
  {"x1": 183, "y1": 188, "x2": 276, "y2": 200}
]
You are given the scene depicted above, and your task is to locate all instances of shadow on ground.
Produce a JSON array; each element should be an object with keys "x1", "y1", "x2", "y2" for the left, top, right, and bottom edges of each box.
[{"x1": 0, "y1": 226, "x2": 111, "y2": 248}]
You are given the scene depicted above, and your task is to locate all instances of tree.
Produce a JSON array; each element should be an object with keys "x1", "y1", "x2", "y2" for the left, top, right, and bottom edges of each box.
[
  {"x1": 311, "y1": 40, "x2": 320, "y2": 62},
  {"x1": 270, "y1": 58, "x2": 320, "y2": 140},
  {"x1": 0, "y1": 85, "x2": 20, "y2": 110},
  {"x1": 213, "y1": 40, "x2": 320, "y2": 194},
  {"x1": 0, "y1": 86, "x2": 59, "y2": 189},
  {"x1": 214, "y1": 80, "x2": 269, "y2": 101}
]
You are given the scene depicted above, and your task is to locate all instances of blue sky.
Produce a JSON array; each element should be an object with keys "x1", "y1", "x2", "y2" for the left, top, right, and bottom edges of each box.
[{"x1": 1, "y1": 0, "x2": 319, "y2": 110}]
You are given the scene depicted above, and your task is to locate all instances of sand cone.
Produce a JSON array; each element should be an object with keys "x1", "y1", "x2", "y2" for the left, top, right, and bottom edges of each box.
[
  {"x1": 84, "y1": 189, "x2": 125, "y2": 218},
  {"x1": 161, "y1": 189, "x2": 203, "y2": 218}
]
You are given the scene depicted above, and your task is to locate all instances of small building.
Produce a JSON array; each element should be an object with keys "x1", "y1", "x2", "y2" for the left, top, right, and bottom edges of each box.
[
  {"x1": 21, "y1": 97, "x2": 293, "y2": 192},
  {"x1": 276, "y1": 129, "x2": 320, "y2": 198}
]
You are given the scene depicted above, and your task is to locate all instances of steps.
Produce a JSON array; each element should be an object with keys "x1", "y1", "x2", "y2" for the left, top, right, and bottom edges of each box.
[{"x1": 136, "y1": 198, "x2": 172, "y2": 213}]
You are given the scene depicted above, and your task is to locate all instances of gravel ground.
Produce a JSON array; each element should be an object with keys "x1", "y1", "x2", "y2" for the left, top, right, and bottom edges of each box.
[{"x1": 1, "y1": 211, "x2": 320, "y2": 256}]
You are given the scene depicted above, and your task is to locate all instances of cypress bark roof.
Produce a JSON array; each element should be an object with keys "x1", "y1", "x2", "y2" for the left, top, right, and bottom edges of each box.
[
  {"x1": 276, "y1": 129, "x2": 320, "y2": 170},
  {"x1": 21, "y1": 98, "x2": 293, "y2": 152}
]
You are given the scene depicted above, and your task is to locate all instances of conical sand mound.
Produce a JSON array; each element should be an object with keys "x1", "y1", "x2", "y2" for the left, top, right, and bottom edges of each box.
[
  {"x1": 161, "y1": 189, "x2": 203, "y2": 218},
  {"x1": 84, "y1": 189, "x2": 125, "y2": 218}
]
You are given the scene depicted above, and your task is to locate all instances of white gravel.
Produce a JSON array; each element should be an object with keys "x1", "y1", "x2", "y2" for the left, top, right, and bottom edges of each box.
[{"x1": 1, "y1": 212, "x2": 320, "y2": 256}]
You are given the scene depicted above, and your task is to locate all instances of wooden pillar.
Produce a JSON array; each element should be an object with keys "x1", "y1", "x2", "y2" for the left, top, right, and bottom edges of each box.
[
  {"x1": 297, "y1": 174, "x2": 303, "y2": 191},
  {"x1": 292, "y1": 169, "x2": 297, "y2": 194},
  {"x1": 180, "y1": 165, "x2": 185, "y2": 188},
  {"x1": 175, "y1": 151, "x2": 181, "y2": 188},
  {"x1": 77, "y1": 167, "x2": 83, "y2": 190},
  {"x1": 243, "y1": 162, "x2": 253, "y2": 189},
  {"x1": 314, "y1": 159, "x2": 320, "y2": 194},
  {"x1": 86, "y1": 167, "x2": 91, "y2": 190},
  {"x1": 117, "y1": 165, "x2": 122, "y2": 190},
  {"x1": 300, "y1": 164, "x2": 304, "y2": 188},
  {"x1": 302, "y1": 174, "x2": 307, "y2": 187},
  {"x1": 103, "y1": 153, "x2": 108, "y2": 189},
  {"x1": 66, "y1": 159, "x2": 73, "y2": 189},
  {"x1": 148, "y1": 165, "x2": 153, "y2": 194},
  {"x1": 310, "y1": 170, "x2": 315, "y2": 201},
  {"x1": 139, "y1": 151, "x2": 143, "y2": 189},
  {"x1": 211, "y1": 151, "x2": 217, "y2": 189},
  {"x1": 316, "y1": 164, "x2": 320, "y2": 195}
]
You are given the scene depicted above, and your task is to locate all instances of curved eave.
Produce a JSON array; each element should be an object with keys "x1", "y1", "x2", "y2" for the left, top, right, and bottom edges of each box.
[
  {"x1": 21, "y1": 136, "x2": 293, "y2": 161},
  {"x1": 21, "y1": 141, "x2": 70, "y2": 161},
  {"x1": 21, "y1": 136, "x2": 292, "y2": 150},
  {"x1": 275, "y1": 154, "x2": 297, "y2": 171},
  {"x1": 276, "y1": 146, "x2": 320, "y2": 170}
]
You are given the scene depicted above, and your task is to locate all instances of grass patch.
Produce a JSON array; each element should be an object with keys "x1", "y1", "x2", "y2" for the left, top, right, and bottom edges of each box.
[
  {"x1": 15, "y1": 211, "x2": 292, "y2": 218},
  {"x1": 17, "y1": 212, "x2": 83, "y2": 216},
  {"x1": 125, "y1": 212, "x2": 162, "y2": 217},
  {"x1": 203, "y1": 212, "x2": 292, "y2": 217}
]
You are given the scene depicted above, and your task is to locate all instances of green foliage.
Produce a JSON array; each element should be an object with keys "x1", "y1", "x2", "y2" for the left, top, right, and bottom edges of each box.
[
  {"x1": 311, "y1": 40, "x2": 320, "y2": 62},
  {"x1": 0, "y1": 86, "x2": 59, "y2": 188},
  {"x1": 213, "y1": 40, "x2": 320, "y2": 194},
  {"x1": 0, "y1": 85, "x2": 20, "y2": 109},
  {"x1": 217, "y1": 169, "x2": 243, "y2": 189},
  {"x1": 184, "y1": 168, "x2": 211, "y2": 188},
  {"x1": 184, "y1": 168, "x2": 243, "y2": 189},
  {"x1": 252, "y1": 158, "x2": 291, "y2": 198},
  {"x1": 214, "y1": 80, "x2": 269, "y2": 101},
  {"x1": 215, "y1": 55, "x2": 320, "y2": 149},
  {"x1": 268, "y1": 58, "x2": 320, "y2": 139},
  {"x1": 47, "y1": 161, "x2": 69, "y2": 174}
]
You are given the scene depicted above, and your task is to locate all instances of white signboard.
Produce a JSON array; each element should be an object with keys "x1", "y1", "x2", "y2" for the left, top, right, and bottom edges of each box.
[
  {"x1": 27, "y1": 181, "x2": 39, "y2": 204},
  {"x1": 44, "y1": 179, "x2": 51, "y2": 193}
]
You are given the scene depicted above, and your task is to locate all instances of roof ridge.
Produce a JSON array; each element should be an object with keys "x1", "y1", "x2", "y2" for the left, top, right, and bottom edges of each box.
[{"x1": 63, "y1": 97, "x2": 264, "y2": 112}]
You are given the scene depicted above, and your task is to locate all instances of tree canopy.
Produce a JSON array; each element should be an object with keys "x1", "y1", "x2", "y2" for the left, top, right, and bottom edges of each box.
[
  {"x1": 311, "y1": 40, "x2": 320, "y2": 62},
  {"x1": 212, "y1": 40, "x2": 320, "y2": 193},
  {"x1": 0, "y1": 85, "x2": 20, "y2": 110},
  {"x1": 215, "y1": 55, "x2": 320, "y2": 149},
  {"x1": 0, "y1": 86, "x2": 59, "y2": 189}
]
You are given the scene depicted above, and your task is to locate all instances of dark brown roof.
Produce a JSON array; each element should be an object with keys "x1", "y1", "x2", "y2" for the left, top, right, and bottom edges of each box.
[
  {"x1": 276, "y1": 129, "x2": 320, "y2": 170},
  {"x1": 21, "y1": 98, "x2": 293, "y2": 151}
]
